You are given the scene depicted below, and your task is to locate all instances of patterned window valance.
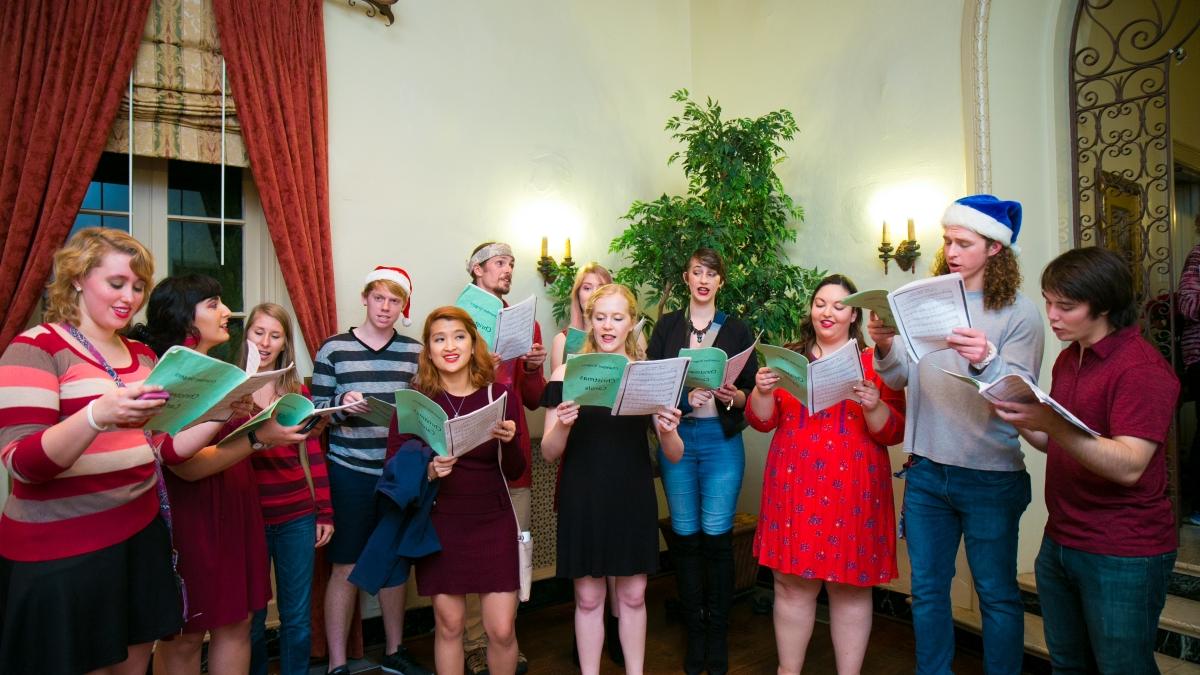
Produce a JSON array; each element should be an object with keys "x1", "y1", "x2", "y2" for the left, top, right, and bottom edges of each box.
[{"x1": 105, "y1": 0, "x2": 248, "y2": 167}]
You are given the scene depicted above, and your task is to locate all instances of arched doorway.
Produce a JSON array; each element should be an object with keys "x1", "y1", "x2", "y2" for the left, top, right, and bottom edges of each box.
[{"x1": 1069, "y1": 0, "x2": 1200, "y2": 518}]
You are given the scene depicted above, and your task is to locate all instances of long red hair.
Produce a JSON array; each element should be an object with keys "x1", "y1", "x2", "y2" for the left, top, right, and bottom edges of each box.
[{"x1": 411, "y1": 306, "x2": 495, "y2": 398}]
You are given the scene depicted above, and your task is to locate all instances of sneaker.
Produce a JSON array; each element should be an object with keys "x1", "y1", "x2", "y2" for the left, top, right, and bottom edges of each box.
[
  {"x1": 327, "y1": 667, "x2": 350, "y2": 675},
  {"x1": 465, "y1": 646, "x2": 489, "y2": 675},
  {"x1": 516, "y1": 651, "x2": 529, "y2": 675},
  {"x1": 381, "y1": 645, "x2": 433, "y2": 675}
]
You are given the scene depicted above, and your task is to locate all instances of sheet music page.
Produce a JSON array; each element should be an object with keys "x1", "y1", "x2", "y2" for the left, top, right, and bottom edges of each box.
[
  {"x1": 311, "y1": 400, "x2": 362, "y2": 417},
  {"x1": 887, "y1": 273, "x2": 971, "y2": 360},
  {"x1": 721, "y1": 339, "x2": 759, "y2": 388},
  {"x1": 493, "y1": 295, "x2": 537, "y2": 361},
  {"x1": 612, "y1": 357, "x2": 690, "y2": 416},
  {"x1": 807, "y1": 340, "x2": 863, "y2": 413},
  {"x1": 193, "y1": 363, "x2": 296, "y2": 427},
  {"x1": 358, "y1": 395, "x2": 398, "y2": 428},
  {"x1": 977, "y1": 373, "x2": 1040, "y2": 405},
  {"x1": 244, "y1": 340, "x2": 261, "y2": 375},
  {"x1": 944, "y1": 371, "x2": 1100, "y2": 437},
  {"x1": 445, "y1": 391, "x2": 508, "y2": 457}
]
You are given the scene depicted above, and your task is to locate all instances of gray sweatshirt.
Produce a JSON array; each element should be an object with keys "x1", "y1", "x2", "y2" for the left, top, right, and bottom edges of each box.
[{"x1": 874, "y1": 289, "x2": 1045, "y2": 472}]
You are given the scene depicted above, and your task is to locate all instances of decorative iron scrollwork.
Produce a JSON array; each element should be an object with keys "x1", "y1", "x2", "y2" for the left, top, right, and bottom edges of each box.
[
  {"x1": 346, "y1": 0, "x2": 396, "y2": 26},
  {"x1": 1070, "y1": 0, "x2": 1200, "y2": 369}
]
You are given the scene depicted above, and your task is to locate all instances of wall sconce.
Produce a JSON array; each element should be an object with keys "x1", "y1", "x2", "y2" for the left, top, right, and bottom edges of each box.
[
  {"x1": 345, "y1": 0, "x2": 397, "y2": 26},
  {"x1": 537, "y1": 237, "x2": 575, "y2": 285},
  {"x1": 878, "y1": 219, "x2": 922, "y2": 274}
]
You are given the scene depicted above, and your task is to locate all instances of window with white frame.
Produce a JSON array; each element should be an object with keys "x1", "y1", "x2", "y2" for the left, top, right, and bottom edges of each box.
[{"x1": 71, "y1": 152, "x2": 296, "y2": 365}]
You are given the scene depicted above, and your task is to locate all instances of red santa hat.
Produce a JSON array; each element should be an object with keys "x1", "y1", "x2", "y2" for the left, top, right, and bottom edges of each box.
[{"x1": 364, "y1": 265, "x2": 414, "y2": 326}]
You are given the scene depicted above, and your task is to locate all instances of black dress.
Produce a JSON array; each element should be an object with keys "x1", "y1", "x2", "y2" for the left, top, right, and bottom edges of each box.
[{"x1": 544, "y1": 381, "x2": 660, "y2": 578}]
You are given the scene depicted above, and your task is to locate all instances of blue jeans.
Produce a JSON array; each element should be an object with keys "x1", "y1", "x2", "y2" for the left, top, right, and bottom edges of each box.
[
  {"x1": 250, "y1": 513, "x2": 316, "y2": 675},
  {"x1": 1036, "y1": 536, "x2": 1175, "y2": 675},
  {"x1": 903, "y1": 457, "x2": 1031, "y2": 675},
  {"x1": 659, "y1": 417, "x2": 745, "y2": 536}
]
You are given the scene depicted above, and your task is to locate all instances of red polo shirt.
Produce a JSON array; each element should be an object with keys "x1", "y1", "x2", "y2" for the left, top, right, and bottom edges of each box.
[{"x1": 1044, "y1": 325, "x2": 1179, "y2": 557}]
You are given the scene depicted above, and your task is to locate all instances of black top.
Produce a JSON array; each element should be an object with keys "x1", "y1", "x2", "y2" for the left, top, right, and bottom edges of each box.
[{"x1": 646, "y1": 309, "x2": 758, "y2": 437}]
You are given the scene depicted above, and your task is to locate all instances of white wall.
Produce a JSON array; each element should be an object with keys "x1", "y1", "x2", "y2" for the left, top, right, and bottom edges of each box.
[{"x1": 323, "y1": 1, "x2": 693, "y2": 335}]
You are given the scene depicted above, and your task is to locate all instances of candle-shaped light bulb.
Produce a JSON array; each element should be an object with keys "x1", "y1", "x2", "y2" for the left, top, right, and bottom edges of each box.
[
  {"x1": 565, "y1": 237, "x2": 571, "y2": 259},
  {"x1": 881, "y1": 221, "x2": 890, "y2": 245},
  {"x1": 541, "y1": 236, "x2": 548, "y2": 258},
  {"x1": 907, "y1": 218, "x2": 915, "y2": 242}
]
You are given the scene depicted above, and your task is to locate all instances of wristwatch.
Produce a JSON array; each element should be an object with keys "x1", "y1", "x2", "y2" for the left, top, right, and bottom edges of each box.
[{"x1": 248, "y1": 430, "x2": 267, "y2": 450}]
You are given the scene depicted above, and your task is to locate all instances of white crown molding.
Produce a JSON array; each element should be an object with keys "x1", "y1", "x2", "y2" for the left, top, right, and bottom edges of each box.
[{"x1": 962, "y1": 0, "x2": 992, "y2": 194}]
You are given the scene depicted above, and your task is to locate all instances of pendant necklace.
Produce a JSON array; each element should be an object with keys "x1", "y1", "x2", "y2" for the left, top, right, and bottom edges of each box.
[
  {"x1": 687, "y1": 313, "x2": 714, "y2": 344},
  {"x1": 442, "y1": 391, "x2": 468, "y2": 419}
]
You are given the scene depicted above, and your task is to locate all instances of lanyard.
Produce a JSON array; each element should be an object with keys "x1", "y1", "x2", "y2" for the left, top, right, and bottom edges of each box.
[{"x1": 61, "y1": 323, "x2": 189, "y2": 620}]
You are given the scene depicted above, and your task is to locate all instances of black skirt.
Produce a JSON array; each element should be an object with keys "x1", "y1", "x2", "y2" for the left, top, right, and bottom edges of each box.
[{"x1": 0, "y1": 517, "x2": 183, "y2": 674}]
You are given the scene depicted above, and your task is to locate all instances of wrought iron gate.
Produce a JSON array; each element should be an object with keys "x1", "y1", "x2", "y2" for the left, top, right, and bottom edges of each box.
[{"x1": 1070, "y1": 0, "x2": 1200, "y2": 368}]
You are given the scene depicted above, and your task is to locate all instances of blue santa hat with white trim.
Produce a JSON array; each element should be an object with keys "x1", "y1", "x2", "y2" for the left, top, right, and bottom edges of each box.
[{"x1": 941, "y1": 194, "x2": 1023, "y2": 256}]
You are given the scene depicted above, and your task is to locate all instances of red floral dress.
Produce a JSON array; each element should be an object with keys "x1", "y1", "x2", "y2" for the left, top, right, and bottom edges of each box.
[{"x1": 746, "y1": 348, "x2": 904, "y2": 586}]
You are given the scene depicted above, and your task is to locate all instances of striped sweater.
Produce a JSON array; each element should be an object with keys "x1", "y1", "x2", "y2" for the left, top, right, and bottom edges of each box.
[
  {"x1": 1178, "y1": 243, "x2": 1200, "y2": 368},
  {"x1": 249, "y1": 386, "x2": 334, "y2": 525},
  {"x1": 310, "y1": 329, "x2": 420, "y2": 475},
  {"x1": 0, "y1": 324, "x2": 181, "y2": 561}
]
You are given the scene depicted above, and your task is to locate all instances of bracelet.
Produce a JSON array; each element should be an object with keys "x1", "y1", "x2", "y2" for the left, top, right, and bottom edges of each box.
[
  {"x1": 973, "y1": 341, "x2": 999, "y2": 369},
  {"x1": 86, "y1": 401, "x2": 111, "y2": 432}
]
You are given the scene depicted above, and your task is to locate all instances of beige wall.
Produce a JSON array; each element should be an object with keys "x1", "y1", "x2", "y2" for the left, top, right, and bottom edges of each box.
[
  {"x1": 322, "y1": 1, "x2": 692, "y2": 338},
  {"x1": 687, "y1": 1, "x2": 970, "y2": 532}
]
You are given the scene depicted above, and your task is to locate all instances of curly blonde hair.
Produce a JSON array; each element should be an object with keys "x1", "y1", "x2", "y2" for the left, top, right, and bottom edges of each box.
[
  {"x1": 932, "y1": 242, "x2": 1021, "y2": 311},
  {"x1": 44, "y1": 227, "x2": 154, "y2": 325},
  {"x1": 581, "y1": 284, "x2": 642, "y2": 360}
]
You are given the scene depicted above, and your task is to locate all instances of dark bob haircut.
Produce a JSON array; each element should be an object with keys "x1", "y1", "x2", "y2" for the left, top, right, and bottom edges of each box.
[
  {"x1": 686, "y1": 247, "x2": 727, "y2": 281},
  {"x1": 1040, "y1": 246, "x2": 1136, "y2": 329},
  {"x1": 128, "y1": 274, "x2": 223, "y2": 357}
]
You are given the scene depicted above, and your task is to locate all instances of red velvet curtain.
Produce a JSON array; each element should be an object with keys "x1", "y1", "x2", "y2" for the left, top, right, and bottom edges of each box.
[
  {"x1": 211, "y1": 0, "x2": 338, "y2": 360},
  {"x1": 0, "y1": 0, "x2": 151, "y2": 349}
]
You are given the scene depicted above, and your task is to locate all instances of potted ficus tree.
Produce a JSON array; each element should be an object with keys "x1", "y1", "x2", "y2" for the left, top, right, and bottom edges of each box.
[{"x1": 611, "y1": 89, "x2": 822, "y2": 344}]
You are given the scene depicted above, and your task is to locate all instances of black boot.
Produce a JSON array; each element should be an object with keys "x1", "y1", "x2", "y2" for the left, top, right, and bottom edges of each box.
[
  {"x1": 702, "y1": 530, "x2": 735, "y2": 675},
  {"x1": 673, "y1": 532, "x2": 706, "y2": 675}
]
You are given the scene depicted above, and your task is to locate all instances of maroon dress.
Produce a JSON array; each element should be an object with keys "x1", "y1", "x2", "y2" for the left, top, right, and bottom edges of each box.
[
  {"x1": 164, "y1": 419, "x2": 271, "y2": 633},
  {"x1": 399, "y1": 383, "x2": 525, "y2": 596}
]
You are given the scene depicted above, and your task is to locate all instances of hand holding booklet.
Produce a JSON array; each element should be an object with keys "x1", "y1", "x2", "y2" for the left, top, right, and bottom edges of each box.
[
  {"x1": 679, "y1": 339, "x2": 758, "y2": 390},
  {"x1": 757, "y1": 341, "x2": 865, "y2": 413},
  {"x1": 492, "y1": 295, "x2": 537, "y2": 361},
  {"x1": 940, "y1": 369, "x2": 1099, "y2": 436},
  {"x1": 562, "y1": 354, "x2": 690, "y2": 416},
  {"x1": 455, "y1": 284, "x2": 538, "y2": 360},
  {"x1": 844, "y1": 273, "x2": 971, "y2": 361},
  {"x1": 142, "y1": 345, "x2": 294, "y2": 435},
  {"x1": 217, "y1": 394, "x2": 359, "y2": 446},
  {"x1": 393, "y1": 389, "x2": 509, "y2": 457}
]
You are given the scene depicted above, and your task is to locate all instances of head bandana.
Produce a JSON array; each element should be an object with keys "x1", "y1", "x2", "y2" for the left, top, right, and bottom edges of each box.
[{"x1": 466, "y1": 242, "x2": 514, "y2": 275}]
